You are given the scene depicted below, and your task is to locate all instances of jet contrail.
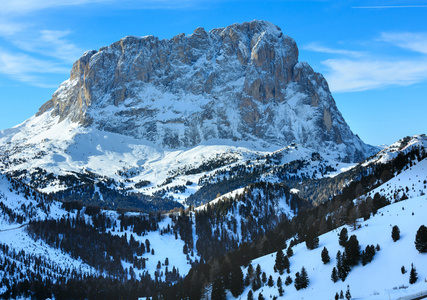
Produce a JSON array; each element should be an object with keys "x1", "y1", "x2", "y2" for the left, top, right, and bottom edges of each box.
[{"x1": 353, "y1": 5, "x2": 427, "y2": 8}]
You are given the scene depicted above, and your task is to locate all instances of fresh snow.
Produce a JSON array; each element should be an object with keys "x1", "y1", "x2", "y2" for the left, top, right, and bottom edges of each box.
[
  {"x1": 237, "y1": 155, "x2": 427, "y2": 300},
  {"x1": 0, "y1": 108, "x2": 354, "y2": 204}
]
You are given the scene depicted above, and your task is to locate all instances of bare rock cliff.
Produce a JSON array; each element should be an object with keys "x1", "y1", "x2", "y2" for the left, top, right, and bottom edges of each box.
[{"x1": 37, "y1": 20, "x2": 373, "y2": 162}]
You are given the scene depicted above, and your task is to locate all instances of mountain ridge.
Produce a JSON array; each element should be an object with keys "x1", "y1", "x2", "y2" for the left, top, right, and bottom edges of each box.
[
  {"x1": 0, "y1": 20, "x2": 379, "y2": 210},
  {"x1": 34, "y1": 20, "x2": 374, "y2": 162}
]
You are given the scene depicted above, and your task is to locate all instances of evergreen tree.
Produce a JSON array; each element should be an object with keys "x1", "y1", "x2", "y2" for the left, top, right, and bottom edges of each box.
[
  {"x1": 251, "y1": 277, "x2": 261, "y2": 291},
  {"x1": 267, "y1": 275, "x2": 274, "y2": 287},
  {"x1": 299, "y1": 266, "x2": 309, "y2": 289},
  {"x1": 255, "y1": 264, "x2": 261, "y2": 278},
  {"x1": 339, "y1": 228, "x2": 348, "y2": 247},
  {"x1": 335, "y1": 292, "x2": 339, "y2": 300},
  {"x1": 345, "y1": 285, "x2": 351, "y2": 300},
  {"x1": 285, "y1": 275, "x2": 292, "y2": 286},
  {"x1": 321, "y1": 247, "x2": 330, "y2": 264},
  {"x1": 305, "y1": 225, "x2": 320, "y2": 250},
  {"x1": 415, "y1": 225, "x2": 427, "y2": 253},
  {"x1": 401, "y1": 265, "x2": 407, "y2": 274},
  {"x1": 277, "y1": 277, "x2": 284, "y2": 296},
  {"x1": 336, "y1": 250, "x2": 350, "y2": 281},
  {"x1": 247, "y1": 290, "x2": 254, "y2": 300},
  {"x1": 409, "y1": 264, "x2": 418, "y2": 284},
  {"x1": 391, "y1": 225, "x2": 400, "y2": 242},
  {"x1": 247, "y1": 264, "x2": 254, "y2": 278},
  {"x1": 230, "y1": 264, "x2": 244, "y2": 297},
  {"x1": 361, "y1": 245, "x2": 376, "y2": 266},
  {"x1": 274, "y1": 249, "x2": 286, "y2": 275},
  {"x1": 283, "y1": 255, "x2": 290, "y2": 270},
  {"x1": 294, "y1": 271, "x2": 301, "y2": 290},
  {"x1": 295, "y1": 266, "x2": 309, "y2": 290},
  {"x1": 331, "y1": 267, "x2": 339, "y2": 283},
  {"x1": 258, "y1": 292, "x2": 265, "y2": 300},
  {"x1": 344, "y1": 235, "x2": 360, "y2": 266},
  {"x1": 261, "y1": 272, "x2": 267, "y2": 284},
  {"x1": 211, "y1": 277, "x2": 226, "y2": 300},
  {"x1": 286, "y1": 246, "x2": 293, "y2": 257}
]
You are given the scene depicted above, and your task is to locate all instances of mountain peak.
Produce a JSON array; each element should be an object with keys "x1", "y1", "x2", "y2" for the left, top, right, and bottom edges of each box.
[{"x1": 34, "y1": 20, "x2": 372, "y2": 162}]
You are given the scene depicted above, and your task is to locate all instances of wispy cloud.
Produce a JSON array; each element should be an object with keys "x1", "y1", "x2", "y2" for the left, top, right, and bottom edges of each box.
[
  {"x1": 323, "y1": 58, "x2": 427, "y2": 92},
  {"x1": 309, "y1": 33, "x2": 427, "y2": 93},
  {"x1": 0, "y1": 0, "x2": 212, "y2": 87},
  {"x1": 0, "y1": 0, "x2": 209, "y2": 15},
  {"x1": 0, "y1": 49, "x2": 69, "y2": 87},
  {"x1": 304, "y1": 42, "x2": 365, "y2": 57},
  {"x1": 353, "y1": 5, "x2": 427, "y2": 8},
  {"x1": 12, "y1": 30, "x2": 83, "y2": 63},
  {"x1": 0, "y1": 0, "x2": 86, "y2": 87},
  {"x1": 379, "y1": 32, "x2": 427, "y2": 54},
  {"x1": 0, "y1": 0, "x2": 111, "y2": 15},
  {"x1": 0, "y1": 20, "x2": 26, "y2": 37}
]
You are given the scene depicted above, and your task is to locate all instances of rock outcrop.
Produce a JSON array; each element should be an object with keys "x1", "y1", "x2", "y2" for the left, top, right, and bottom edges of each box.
[{"x1": 36, "y1": 20, "x2": 373, "y2": 162}]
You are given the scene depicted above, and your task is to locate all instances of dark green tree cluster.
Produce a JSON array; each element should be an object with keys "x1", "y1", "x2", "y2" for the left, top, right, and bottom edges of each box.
[
  {"x1": 321, "y1": 247, "x2": 330, "y2": 264},
  {"x1": 361, "y1": 245, "x2": 376, "y2": 265},
  {"x1": 338, "y1": 228, "x2": 348, "y2": 247},
  {"x1": 274, "y1": 249, "x2": 289, "y2": 275},
  {"x1": 415, "y1": 225, "x2": 427, "y2": 253},
  {"x1": 333, "y1": 234, "x2": 362, "y2": 282},
  {"x1": 26, "y1": 216, "x2": 147, "y2": 277},
  {"x1": 409, "y1": 264, "x2": 418, "y2": 284},
  {"x1": 391, "y1": 225, "x2": 400, "y2": 242},
  {"x1": 294, "y1": 266, "x2": 309, "y2": 290},
  {"x1": 305, "y1": 225, "x2": 320, "y2": 250}
]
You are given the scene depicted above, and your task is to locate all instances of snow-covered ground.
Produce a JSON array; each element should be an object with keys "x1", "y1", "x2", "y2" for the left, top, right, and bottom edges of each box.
[
  {"x1": 237, "y1": 156, "x2": 427, "y2": 300},
  {"x1": 0, "y1": 172, "x2": 197, "y2": 292},
  {"x1": 0, "y1": 110, "x2": 357, "y2": 205}
]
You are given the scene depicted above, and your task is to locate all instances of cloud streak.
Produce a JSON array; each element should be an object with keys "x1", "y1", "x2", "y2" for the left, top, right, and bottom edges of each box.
[
  {"x1": 379, "y1": 32, "x2": 427, "y2": 54},
  {"x1": 303, "y1": 43, "x2": 365, "y2": 57},
  {"x1": 306, "y1": 33, "x2": 427, "y2": 93},
  {"x1": 0, "y1": 49, "x2": 69, "y2": 87},
  {"x1": 323, "y1": 58, "x2": 427, "y2": 92},
  {"x1": 0, "y1": 0, "x2": 110, "y2": 15},
  {"x1": 0, "y1": 0, "x2": 211, "y2": 15},
  {"x1": 353, "y1": 5, "x2": 427, "y2": 8},
  {"x1": 12, "y1": 30, "x2": 83, "y2": 63}
]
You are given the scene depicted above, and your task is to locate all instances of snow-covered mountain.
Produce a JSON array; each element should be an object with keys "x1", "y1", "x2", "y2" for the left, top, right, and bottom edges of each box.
[
  {"x1": 0, "y1": 20, "x2": 377, "y2": 210},
  {"x1": 0, "y1": 159, "x2": 306, "y2": 298},
  {"x1": 35, "y1": 20, "x2": 371, "y2": 159}
]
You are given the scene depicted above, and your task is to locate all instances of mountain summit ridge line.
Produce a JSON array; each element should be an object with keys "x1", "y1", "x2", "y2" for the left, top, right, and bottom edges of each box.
[{"x1": 35, "y1": 20, "x2": 374, "y2": 162}]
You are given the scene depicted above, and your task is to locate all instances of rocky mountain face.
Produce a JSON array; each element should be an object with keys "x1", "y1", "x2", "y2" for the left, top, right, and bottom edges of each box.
[
  {"x1": 0, "y1": 20, "x2": 380, "y2": 209},
  {"x1": 37, "y1": 20, "x2": 373, "y2": 162}
]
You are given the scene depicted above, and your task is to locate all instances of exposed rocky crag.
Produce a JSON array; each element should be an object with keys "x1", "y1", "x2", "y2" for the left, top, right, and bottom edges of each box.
[
  {"x1": 37, "y1": 20, "x2": 373, "y2": 162},
  {"x1": 0, "y1": 20, "x2": 380, "y2": 208}
]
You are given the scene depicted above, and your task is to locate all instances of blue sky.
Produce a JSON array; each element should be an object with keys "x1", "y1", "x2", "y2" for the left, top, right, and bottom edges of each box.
[{"x1": 0, "y1": 0, "x2": 426, "y2": 146}]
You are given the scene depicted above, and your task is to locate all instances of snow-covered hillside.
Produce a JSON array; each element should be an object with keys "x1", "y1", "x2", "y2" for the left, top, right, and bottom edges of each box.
[
  {"x1": 0, "y1": 110, "x2": 358, "y2": 210},
  {"x1": 0, "y1": 173, "x2": 197, "y2": 298},
  {"x1": 0, "y1": 174, "x2": 98, "y2": 295},
  {"x1": 0, "y1": 20, "x2": 380, "y2": 211},
  {"x1": 235, "y1": 157, "x2": 427, "y2": 300}
]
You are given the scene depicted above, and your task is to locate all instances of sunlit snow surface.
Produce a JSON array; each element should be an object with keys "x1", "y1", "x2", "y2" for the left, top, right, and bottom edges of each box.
[
  {"x1": 238, "y1": 158, "x2": 427, "y2": 300},
  {"x1": 0, "y1": 110, "x2": 358, "y2": 204}
]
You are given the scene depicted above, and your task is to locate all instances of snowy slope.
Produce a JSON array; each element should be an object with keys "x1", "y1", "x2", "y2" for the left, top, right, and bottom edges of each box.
[
  {"x1": 0, "y1": 175, "x2": 98, "y2": 293},
  {"x1": 363, "y1": 134, "x2": 427, "y2": 166},
  {"x1": 236, "y1": 155, "x2": 427, "y2": 300},
  {"x1": 0, "y1": 173, "x2": 198, "y2": 295},
  {"x1": 0, "y1": 20, "x2": 380, "y2": 210},
  {"x1": 0, "y1": 110, "x2": 357, "y2": 209}
]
